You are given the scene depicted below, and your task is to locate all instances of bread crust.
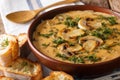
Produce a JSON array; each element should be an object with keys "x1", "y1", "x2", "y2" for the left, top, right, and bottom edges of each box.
[
  {"x1": 0, "y1": 76, "x2": 14, "y2": 80},
  {"x1": 0, "y1": 34, "x2": 19, "y2": 67},
  {"x1": 17, "y1": 33, "x2": 30, "y2": 57},
  {"x1": 0, "y1": 34, "x2": 42, "y2": 80},
  {"x1": 4, "y1": 58, "x2": 42, "y2": 80},
  {"x1": 0, "y1": 65, "x2": 4, "y2": 76},
  {"x1": 42, "y1": 71, "x2": 74, "y2": 80}
]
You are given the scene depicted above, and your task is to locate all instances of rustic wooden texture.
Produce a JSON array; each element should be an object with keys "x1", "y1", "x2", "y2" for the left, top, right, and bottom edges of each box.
[
  {"x1": 81, "y1": 0, "x2": 110, "y2": 8},
  {"x1": 0, "y1": 15, "x2": 5, "y2": 34},
  {"x1": 109, "y1": 0, "x2": 120, "y2": 13}
]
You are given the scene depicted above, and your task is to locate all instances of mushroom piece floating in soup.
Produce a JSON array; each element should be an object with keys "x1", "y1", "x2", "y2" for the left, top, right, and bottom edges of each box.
[{"x1": 33, "y1": 10, "x2": 120, "y2": 64}]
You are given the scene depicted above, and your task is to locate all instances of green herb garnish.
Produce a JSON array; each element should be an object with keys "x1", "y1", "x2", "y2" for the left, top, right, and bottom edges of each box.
[
  {"x1": 38, "y1": 32, "x2": 53, "y2": 38},
  {"x1": 74, "y1": 17, "x2": 81, "y2": 22},
  {"x1": 0, "y1": 38, "x2": 9, "y2": 47},
  {"x1": 107, "y1": 17, "x2": 118, "y2": 25},
  {"x1": 21, "y1": 61, "x2": 28, "y2": 66},
  {"x1": 98, "y1": 15, "x2": 118, "y2": 25},
  {"x1": 101, "y1": 22, "x2": 107, "y2": 27},
  {"x1": 42, "y1": 43, "x2": 50, "y2": 47},
  {"x1": 68, "y1": 56, "x2": 84, "y2": 63},
  {"x1": 91, "y1": 27, "x2": 113, "y2": 40},
  {"x1": 53, "y1": 37, "x2": 66, "y2": 46},
  {"x1": 56, "y1": 53, "x2": 84, "y2": 63},
  {"x1": 68, "y1": 42, "x2": 75, "y2": 46},
  {"x1": 56, "y1": 53, "x2": 68, "y2": 60},
  {"x1": 64, "y1": 16, "x2": 78, "y2": 27},
  {"x1": 86, "y1": 54, "x2": 101, "y2": 62}
]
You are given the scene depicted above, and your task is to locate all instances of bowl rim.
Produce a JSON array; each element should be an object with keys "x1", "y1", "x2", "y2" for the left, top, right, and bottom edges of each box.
[{"x1": 28, "y1": 5, "x2": 120, "y2": 67}]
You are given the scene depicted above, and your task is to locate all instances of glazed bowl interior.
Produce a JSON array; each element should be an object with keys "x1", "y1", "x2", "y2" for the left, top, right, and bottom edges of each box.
[{"x1": 28, "y1": 5, "x2": 120, "y2": 77}]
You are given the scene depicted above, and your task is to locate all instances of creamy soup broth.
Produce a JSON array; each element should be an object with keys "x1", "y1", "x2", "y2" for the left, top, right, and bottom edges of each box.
[{"x1": 33, "y1": 10, "x2": 120, "y2": 64}]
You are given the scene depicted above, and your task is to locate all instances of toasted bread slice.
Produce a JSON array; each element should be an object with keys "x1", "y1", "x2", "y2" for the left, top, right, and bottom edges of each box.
[
  {"x1": 0, "y1": 34, "x2": 19, "y2": 66},
  {"x1": 17, "y1": 33, "x2": 27, "y2": 47},
  {"x1": 17, "y1": 33, "x2": 30, "y2": 57},
  {"x1": 0, "y1": 76, "x2": 14, "y2": 80},
  {"x1": 42, "y1": 71, "x2": 74, "y2": 80},
  {"x1": 4, "y1": 58, "x2": 42, "y2": 80},
  {"x1": 0, "y1": 65, "x2": 4, "y2": 76}
]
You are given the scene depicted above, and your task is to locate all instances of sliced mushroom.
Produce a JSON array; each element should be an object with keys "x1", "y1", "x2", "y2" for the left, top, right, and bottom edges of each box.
[
  {"x1": 57, "y1": 28, "x2": 71, "y2": 39},
  {"x1": 79, "y1": 36, "x2": 103, "y2": 45},
  {"x1": 78, "y1": 18, "x2": 103, "y2": 30},
  {"x1": 57, "y1": 43, "x2": 70, "y2": 56},
  {"x1": 67, "y1": 44, "x2": 83, "y2": 52},
  {"x1": 57, "y1": 43, "x2": 82, "y2": 56},
  {"x1": 68, "y1": 29, "x2": 85, "y2": 38},
  {"x1": 78, "y1": 18, "x2": 89, "y2": 30},
  {"x1": 57, "y1": 43, "x2": 69, "y2": 51},
  {"x1": 83, "y1": 40, "x2": 97, "y2": 52},
  {"x1": 54, "y1": 14, "x2": 64, "y2": 21},
  {"x1": 51, "y1": 14, "x2": 65, "y2": 25},
  {"x1": 58, "y1": 28, "x2": 85, "y2": 40}
]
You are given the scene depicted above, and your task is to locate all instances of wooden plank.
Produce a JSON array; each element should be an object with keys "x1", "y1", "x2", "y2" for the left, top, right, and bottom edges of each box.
[
  {"x1": 0, "y1": 15, "x2": 5, "y2": 34},
  {"x1": 81, "y1": 0, "x2": 109, "y2": 8},
  {"x1": 109, "y1": 0, "x2": 120, "y2": 13}
]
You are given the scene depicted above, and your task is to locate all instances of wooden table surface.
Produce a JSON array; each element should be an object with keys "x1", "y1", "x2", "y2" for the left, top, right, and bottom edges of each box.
[{"x1": 0, "y1": 15, "x2": 4, "y2": 34}]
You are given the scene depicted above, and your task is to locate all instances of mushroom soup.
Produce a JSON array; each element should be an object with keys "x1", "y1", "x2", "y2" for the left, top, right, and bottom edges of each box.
[{"x1": 33, "y1": 10, "x2": 120, "y2": 64}]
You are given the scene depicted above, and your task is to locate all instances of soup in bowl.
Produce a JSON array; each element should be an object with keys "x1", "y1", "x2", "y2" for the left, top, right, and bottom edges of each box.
[{"x1": 28, "y1": 5, "x2": 120, "y2": 76}]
